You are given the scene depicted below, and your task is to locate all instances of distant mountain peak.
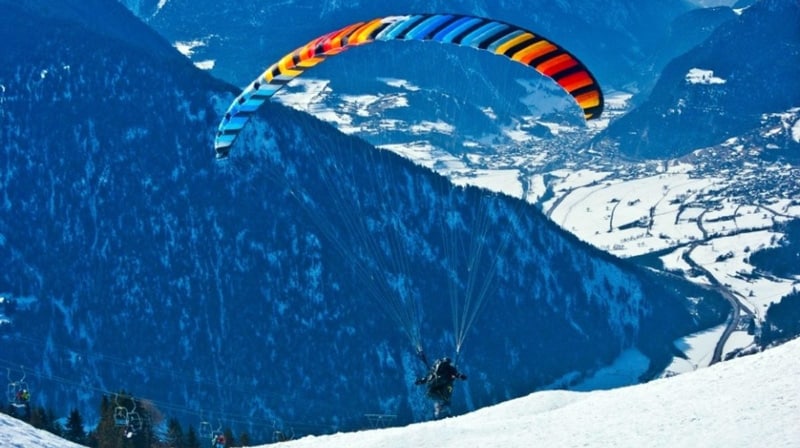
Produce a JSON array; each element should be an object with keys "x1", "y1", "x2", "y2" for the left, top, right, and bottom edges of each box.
[{"x1": 602, "y1": 0, "x2": 800, "y2": 159}]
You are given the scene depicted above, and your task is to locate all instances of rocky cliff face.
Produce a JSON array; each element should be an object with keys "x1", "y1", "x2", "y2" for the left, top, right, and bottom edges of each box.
[{"x1": 1, "y1": 1, "x2": 701, "y2": 439}]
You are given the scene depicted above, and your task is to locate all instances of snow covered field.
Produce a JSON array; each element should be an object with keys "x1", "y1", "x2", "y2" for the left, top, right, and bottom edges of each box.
[{"x1": 272, "y1": 79, "x2": 800, "y2": 368}]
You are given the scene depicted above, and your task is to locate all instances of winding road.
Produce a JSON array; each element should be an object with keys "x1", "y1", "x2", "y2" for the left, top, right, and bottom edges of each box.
[{"x1": 681, "y1": 245, "x2": 754, "y2": 364}]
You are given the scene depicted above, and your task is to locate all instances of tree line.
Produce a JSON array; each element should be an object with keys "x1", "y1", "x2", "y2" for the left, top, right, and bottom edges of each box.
[
  {"x1": 760, "y1": 288, "x2": 800, "y2": 347},
  {"x1": 2, "y1": 391, "x2": 253, "y2": 448}
]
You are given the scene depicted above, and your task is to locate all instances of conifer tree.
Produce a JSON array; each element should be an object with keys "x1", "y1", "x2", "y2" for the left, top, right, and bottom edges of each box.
[
  {"x1": 185, "y1": 426, "x2": 201, "y2": 448},
  {"x1": 223, "y1": 427, "x2": 235, "y2": 448},
  {"x1": 25, "y1": 406, "x2": 39, "y2": 426},
  {"x1": 95, "y1": 391, "x2": 150, "y2": 448},
  {"x1": 65, "y1": 408, "x2": 87, "y2": 444},
  {"x1": 762, "y1": 289, "x2": 800, "y2": 345},
  {"x1": 135, "y1": 399, "x2": 161, "y2": 448},
  {"x1": 26, "y1": 406, "x2": 62, "y2": 438},
  {"x1": 94, "y1": 394, "x2": 123, "y2": 448},
  {"x1": 166, "y1": 417, "x2": 184, "y2": 448}
]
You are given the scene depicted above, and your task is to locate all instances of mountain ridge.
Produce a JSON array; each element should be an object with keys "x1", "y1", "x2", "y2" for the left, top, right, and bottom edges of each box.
[
  {"x1": 1, "y1": 1, "x2": 722, "y2": 440},
  {"x1": 603, "y1": 0, "x2": 800, "y2": 159}
]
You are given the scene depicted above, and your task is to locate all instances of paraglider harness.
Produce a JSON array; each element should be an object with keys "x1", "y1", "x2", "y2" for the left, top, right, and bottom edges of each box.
[{"x1": 415, "y1": 356, "x2": 467, "y2": 405}]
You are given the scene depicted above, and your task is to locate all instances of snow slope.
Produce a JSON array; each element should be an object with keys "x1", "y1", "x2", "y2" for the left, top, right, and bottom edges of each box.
[
  {"x1": 11, "y1": 336, "x2": 786, "y2": 448},
  {"x1": 0, "y1": 414, "x2": 86, "y2": 448},
  {"x1": 268, "y1": 337, "x2": 799, "y2": 448},
  {"x1": 1, "y1": 326, "x2": 797, "y2": 448}
]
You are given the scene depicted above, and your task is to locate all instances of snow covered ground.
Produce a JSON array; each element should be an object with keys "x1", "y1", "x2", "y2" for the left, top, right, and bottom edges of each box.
[
  {"x1": 0, "y1": 413, "x2": 86, "y2": 448},
  {"x1": 262, "y1": 338, "x2": 800, "y2": 448},
  {"x1": 172, "y1": 36, "x2": 216, "y2": 70},
  {"x1": 8, "y1": 337, "x2": 797, "y2": 447}
]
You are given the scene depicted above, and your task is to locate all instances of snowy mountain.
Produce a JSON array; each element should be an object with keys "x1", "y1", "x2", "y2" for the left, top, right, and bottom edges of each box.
[
  {"x1": 642, "y1": 5, "x2": 739, "y2": 92},
  {"x1": 603, "y1": 0, "x2": 800, "y2": 159},
  {"x1": 118, "y1": 0, "x2": 799, "y2": 164},
  {"x1": 189, "y1": 0, "x2": 800, "y2": 360},
  {"x1": 236, "y1": 336, "x2": 800, "y2": 447},
  {"x1": 3, "y1": 336, "x2": 798, "y2": 447},
  {"x1": 0, "y1": 0, "x2": 721, "y2": 442},
  {"x1": 120, "y1": 0, "x2": 695, "y2": 89},
  {"x1": 14, "y1": 0, "x2": 177, "y2": 61}
]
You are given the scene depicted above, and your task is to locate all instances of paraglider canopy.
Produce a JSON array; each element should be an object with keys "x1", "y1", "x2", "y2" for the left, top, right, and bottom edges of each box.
[{"x1": 214, "y1": 13, "x2": 603, "y2": 158}]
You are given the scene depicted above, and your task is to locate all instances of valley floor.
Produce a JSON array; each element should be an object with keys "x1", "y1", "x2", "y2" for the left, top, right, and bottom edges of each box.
[{"x1": 278, "y1": 83, "x2": 800, "y2": 369}]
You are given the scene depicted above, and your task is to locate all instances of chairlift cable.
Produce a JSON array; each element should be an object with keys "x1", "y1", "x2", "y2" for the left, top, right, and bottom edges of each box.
[
  {"x1": 249, "y1": 134, "x2": 426, "y2": 350},
  {"x1": 0, "y1": 356, "x2": 358, "y2": 433}
]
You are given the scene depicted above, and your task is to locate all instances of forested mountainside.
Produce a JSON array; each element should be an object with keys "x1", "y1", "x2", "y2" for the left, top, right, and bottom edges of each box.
[
  {"x1": 1, "y1": 0, "x2": 722, "y2": 438},
  {"x1": 122, "y1": 0, "x2": 695, "y2": 89},
  {"x1": 603, "y1": 0, "x2": 800, "y2": 159}
]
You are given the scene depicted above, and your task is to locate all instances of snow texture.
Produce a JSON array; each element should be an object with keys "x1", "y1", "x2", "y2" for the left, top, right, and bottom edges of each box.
[
  {"x1": 259, "y1": 338, "x2": 800, "y2": 448},
  {"x1": 686, "y1": 68, "x2": 727, "y2": 85},
  {"x1": 5, "y1": 337, "x2": 796, "y2": 448}
]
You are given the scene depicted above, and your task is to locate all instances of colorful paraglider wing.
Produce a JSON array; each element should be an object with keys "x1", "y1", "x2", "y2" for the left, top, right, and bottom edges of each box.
[{"x1": 214, "y1": 14, "x2": 603, "y2": 158}]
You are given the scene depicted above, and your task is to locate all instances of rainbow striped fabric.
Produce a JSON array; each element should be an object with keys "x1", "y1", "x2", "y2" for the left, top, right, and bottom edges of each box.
[{"x1": 215, "y1": 14, "x2": 603, "y2": 158}]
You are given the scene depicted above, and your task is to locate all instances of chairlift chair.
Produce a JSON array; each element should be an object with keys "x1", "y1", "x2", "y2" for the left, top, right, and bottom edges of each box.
[
  {"x1": 6, "y1": 368, "x2": 29, "y2": 407},
  {"x1": 113, "y1": 393, "x2": 141, "y2": 430},
  {"x1": 211, "y1": 424, "x2": 226, "y2": 448},
  {"x1": 127, "y1": 410, "x2": 143, "y2": 432},
  {"x1": 113, "y1": 405, "x2": 129, "y2": 426},
  {"x1": 198, "y1": 420, "x2": 212, "y2": 439}
]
